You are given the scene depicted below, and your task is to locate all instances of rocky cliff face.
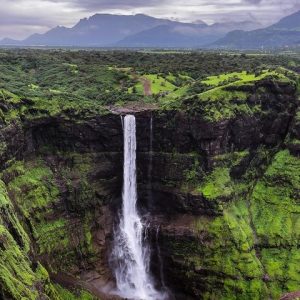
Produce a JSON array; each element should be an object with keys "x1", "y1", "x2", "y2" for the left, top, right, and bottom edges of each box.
[
  {"x1": 135, "y1": 80, "x2": 300, "y2": 299},
  {"x1": 0, "y1": 79, "x2": 299, "y2": 299},
  {"x1": 0, "y1": 114, "x2": 124, "y2": 299}
]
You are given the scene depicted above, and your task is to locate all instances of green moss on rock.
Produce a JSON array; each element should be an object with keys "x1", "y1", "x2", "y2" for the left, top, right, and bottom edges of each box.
[
  {"x1": 54, "y1": 284, "x2": 96, "y2": 300},
  {"x1": 35, "y1": 219, "x2": 69, "y2": 255},
  {"x1": 167, "y1": 146, "x2": 300, "y2": 299},
  {"x1": 5, "y1": 159, "x2": 59, "y2": 217},
  {"x1": 0, "y1": 179, "x2": 65, "y2": 299},
  {"x1": 197, "y1": 167, "x2": 233, "y2": 200},
  {"x1": 251, "y1": 150, "x2": 300, "y2": 246}
]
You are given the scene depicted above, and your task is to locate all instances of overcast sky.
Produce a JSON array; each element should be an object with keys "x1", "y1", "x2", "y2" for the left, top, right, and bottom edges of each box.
[{"x1": 0, "y1": 0, "x2": 299, "y2": 39}]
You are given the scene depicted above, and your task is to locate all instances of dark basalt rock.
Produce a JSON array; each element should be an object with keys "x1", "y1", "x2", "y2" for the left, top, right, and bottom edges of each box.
[
  {"x1": 287, "y1": 108, "x2": 300, "y2": 156},
  {"x1": 0, "y1": 78, "x2": 299, "y2": 299},
  {"x1": 23, "y1": 115, "x2": 123, "y2": 154},
  {"x1": 0, "y1": 121, "x2": 26, "y2": 170}
]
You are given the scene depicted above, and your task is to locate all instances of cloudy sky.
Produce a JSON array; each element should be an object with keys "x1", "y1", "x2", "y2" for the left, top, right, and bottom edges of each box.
[{"x1": 0, "y1": 0, "x2": 299, "y2": 39}]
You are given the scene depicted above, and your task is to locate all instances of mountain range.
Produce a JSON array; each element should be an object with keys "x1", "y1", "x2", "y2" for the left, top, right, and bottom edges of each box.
[
  {"x1": 0, "y1": 11, "x2": 299, "y2": 49},
  {"x1": 212, "y1": 10, "x2": 300, "y2": 49},
  {"x1": 0, "y1": 13, "x2": 261, "y2": 48}
]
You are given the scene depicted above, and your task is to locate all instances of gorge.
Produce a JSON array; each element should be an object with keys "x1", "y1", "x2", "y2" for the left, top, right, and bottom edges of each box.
[{"x1": 0, "y1": 50, "x2": 299, "y2": 300}]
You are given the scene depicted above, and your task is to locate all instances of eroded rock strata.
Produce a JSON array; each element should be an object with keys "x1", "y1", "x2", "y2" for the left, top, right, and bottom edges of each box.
[{"x1": 0, "y1": 79, "x2": 299, "y2": 299}]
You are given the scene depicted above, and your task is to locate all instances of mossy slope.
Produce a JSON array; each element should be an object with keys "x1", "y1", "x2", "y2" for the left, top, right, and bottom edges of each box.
[
  {"x1": 165, "y1": 147, "x2": 300, "y2": 299},
  {"x1": 0, "y1": 156, "x2": 98, "y2": 299}
]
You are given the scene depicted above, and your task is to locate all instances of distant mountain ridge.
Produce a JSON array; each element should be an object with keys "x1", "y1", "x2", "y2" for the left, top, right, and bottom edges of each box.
[
  {"x1": 2, "y1": 11, "x2": 299, "y2": 49},
  {"x1": 0, "y1": 13, "x2": 261, "y2": 48},
  {"x1": 212, "y1": 10, "x2": 300, "y2": 49},
  {"x1": 117, "y1": 20, "x2": 261, "y2": 47},
  {"x1": 7, "y1": 14, "x2": 178, "y2": 46}
]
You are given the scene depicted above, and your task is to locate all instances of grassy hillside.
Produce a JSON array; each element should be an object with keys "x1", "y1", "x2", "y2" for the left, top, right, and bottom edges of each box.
[{"x1": 0, "y1": 49, "x2": 299, "y2": 110}]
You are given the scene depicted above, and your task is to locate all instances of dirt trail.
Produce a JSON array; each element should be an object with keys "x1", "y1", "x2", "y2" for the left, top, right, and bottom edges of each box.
[
  {"x1": 141, "y1": 77, "x2": 152, "y2": 96},
  {"x1": 280, "y1": 291, "x2": 300, "y2": 300}
]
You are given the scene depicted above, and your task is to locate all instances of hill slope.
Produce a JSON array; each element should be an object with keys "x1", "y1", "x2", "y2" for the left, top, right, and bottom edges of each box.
[
  {"x1": 212, "y1": 10, "x2": 300, "y2": 49},
  {"x1": 117, "y1": 21, "x2": 260, "y2": 47}
]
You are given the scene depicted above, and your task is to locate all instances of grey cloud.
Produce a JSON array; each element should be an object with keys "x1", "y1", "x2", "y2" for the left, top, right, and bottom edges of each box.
[
  {"x1": 48, "y1": 0, "x2": 165, "y2": 10},
  {"x1": 0, "y1": 15, "x2": 53, "y2": 26},
  {"x1": 243, "y1": 0, "x2": 263, "y2": 4},
  {"x1": 0, "y1": 0, "x2": 299, "y2": 39}
]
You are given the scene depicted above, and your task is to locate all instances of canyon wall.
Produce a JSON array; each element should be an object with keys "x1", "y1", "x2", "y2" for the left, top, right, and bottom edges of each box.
[{"x1": 0, "y1": 79, "x2": 299, "y2": 299}]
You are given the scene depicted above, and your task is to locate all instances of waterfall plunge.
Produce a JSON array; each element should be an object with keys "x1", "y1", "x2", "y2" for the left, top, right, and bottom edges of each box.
[{"x1": 112, "y1": 115, "x2": 166, "y2": 300}]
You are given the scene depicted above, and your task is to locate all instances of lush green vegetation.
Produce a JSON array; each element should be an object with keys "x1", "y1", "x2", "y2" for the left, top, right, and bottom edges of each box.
[
  {"x1": 0, "y1": 153, "x2": 98, "y2": 299},
  {"x1": 0, "y1": 49, "x2": 299, "y2": 299},
  {"x1": 172, "y1": 145, "x2": 300, "y2": 299},
  {"x1": 180, "y1": 67, "x2": 298, "y2": 121},
  {"x1": 251, "y1": 150, "x2": 300, "y2": 246},
  {"x1": 128, "y1": 74, "x2": 178, "y2": 94},
  {"x1": 0, "y1": 49, "x2": 298, "y2": 120},
  {"x1": 0, "y1": 175, "x2": 84, "y2": 299},
  {"x1": 197, "y1": 167, "x2": 233, "y2": 200},
  {"x1": 55, "y1": 285, "x2": 95, "y2": 300}
]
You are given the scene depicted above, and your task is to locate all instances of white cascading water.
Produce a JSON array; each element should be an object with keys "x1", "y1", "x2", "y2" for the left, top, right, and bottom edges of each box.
[
  {"x1": 147, "y1": 115, "x2": 154, "y2": 209},
  {"x1": 112, "y1": 115, "x2": 165, "y2": 300}
]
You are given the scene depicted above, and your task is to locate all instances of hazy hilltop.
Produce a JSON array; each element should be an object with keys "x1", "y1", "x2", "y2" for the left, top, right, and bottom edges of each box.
[
  {"x1": 1, "y1": 10, "x2": 300, "y2": 49},
  {"x1": 212, "y1": 10, "x2": 300, "y2": 49},
  {"x1": 117, "y1": 20, "x2": 261, "y2": 47},
  {"x1": 0, "y1": 13, "x2": 260, "y2": 48}
]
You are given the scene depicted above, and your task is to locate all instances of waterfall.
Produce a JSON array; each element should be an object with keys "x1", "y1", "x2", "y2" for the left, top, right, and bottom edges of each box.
[
  {"x1": 155, "y1": 226, "x2": 167, "y2": 292},
  {"x1": 147, "y1": 115, "x2": 153, "y2": 208},
  {"x1": 112, "y1": 115, "x2": 165, "y2": 300}
]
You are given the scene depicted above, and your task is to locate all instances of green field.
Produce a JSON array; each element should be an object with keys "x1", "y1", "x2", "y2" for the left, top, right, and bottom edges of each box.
[
  {"x1": 201, "y1": 69, "x2": 290, "y2": 87},
  {"x1": 128, "y1": 73, "x2": 179, "y2": 95},
  {"x1": 199, "y1": 68, "x2": 295, "y2": 102}
]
